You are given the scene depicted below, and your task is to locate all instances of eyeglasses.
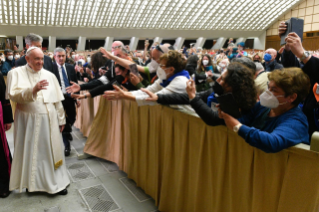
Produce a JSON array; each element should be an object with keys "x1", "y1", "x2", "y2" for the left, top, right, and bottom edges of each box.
[
  {"x1": 112, "y1": 45, "x2": 122, "y2": 50},
  {"x1": 155, "y1": 45, "x2": 164, "y2": 53}
]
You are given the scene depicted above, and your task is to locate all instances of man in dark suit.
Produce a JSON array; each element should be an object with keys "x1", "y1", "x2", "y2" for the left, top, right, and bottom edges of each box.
[
  {"x1": 53, "y1": 47, "x2": 79, "y2": 156},
  {"x1": 15, "y1": 33, "x2": 54, "y2": 73}
]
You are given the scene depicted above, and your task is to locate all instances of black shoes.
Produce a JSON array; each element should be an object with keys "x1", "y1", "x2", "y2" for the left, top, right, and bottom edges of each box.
[
  {"x1": 67, "y1": 134, "x2": 73, "y2": 141},
  {"x1": 0, "y1": 190, "x2": 11, "y2": 198},
  {"x1": 65, "y1": 146, "x2": 71, "y2": 156},
  {"x1": 56, "y1": 189, "x2": 68, "y2": 195},
  {"x1": 26, "y1": 188, "x2": 68, "y2": 195}
]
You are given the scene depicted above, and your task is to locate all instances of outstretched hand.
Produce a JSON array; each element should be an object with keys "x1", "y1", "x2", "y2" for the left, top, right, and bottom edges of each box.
[
  {"x1": 100, "y1": 48, "x2": 113, "y2": 59},
  {"x1": 103, "y1": 85, "x2": 126, "y2": 100},
  {"x1": 66, "y1": 81, "x2": 80, "y2": 94},
  {"x1": 141, "y1": 88, "x2": 158, "y2": 102},
  {"x1": 186, "y1": 79, "x2": 196, "y2": 100}
]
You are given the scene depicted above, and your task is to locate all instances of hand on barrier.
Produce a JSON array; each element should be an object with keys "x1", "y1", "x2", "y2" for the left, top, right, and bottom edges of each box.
[
  {"x1": 219, "y1": 109, "x2": 240, "y2": 130},
  {"x1": 141, "y1": 88, "x2": 158, "y2": 102}
]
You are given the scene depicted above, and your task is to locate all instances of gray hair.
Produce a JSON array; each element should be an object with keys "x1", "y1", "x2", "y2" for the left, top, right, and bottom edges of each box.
[
  {"x1": 26, "y1": 47, "x2": 41, "y2": 56},
  {"x1": 54, "y1": 47, "x2": 66, "y2": 55},
  {"x1": 25, "y1": 33, "x2": 43, "y2": 46},
  {"x1": 255, "y1": 62, "x2": 264, "y2": 72}
]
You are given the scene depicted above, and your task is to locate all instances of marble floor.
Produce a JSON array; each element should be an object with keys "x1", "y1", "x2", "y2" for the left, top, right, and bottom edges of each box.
[{"x1": 0, "y1": 126, "x2": 159, "y2": 212}]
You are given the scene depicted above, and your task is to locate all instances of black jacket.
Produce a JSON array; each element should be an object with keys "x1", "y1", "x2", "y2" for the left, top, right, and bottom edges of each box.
[
  {"x1": 262, "y1": 60, "x2": 283, "y2": 72},
  {"x1": 15, "y1": 55, "x2": 54, "y2": 73},
  {"x1": 157, "y1": 88, "x2": 224, "y2": 126},
  {"x1": 52, "y1": 63, "x2": 78, "y2": 127},
  {"x1": 281, "y1": 50, "x2": 319, "y2": 140}
]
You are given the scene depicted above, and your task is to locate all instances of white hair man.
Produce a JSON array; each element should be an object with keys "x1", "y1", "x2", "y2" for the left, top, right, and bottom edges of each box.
[
  {"x1": 15, "y1": 33, "x2": 54, "y2": 73},
  {"x1": 263, "y1": 48, "x2": 283, "y2": 72},
  {"x1": 6, "y1": 47, "x2": 70, "y2": 195}
]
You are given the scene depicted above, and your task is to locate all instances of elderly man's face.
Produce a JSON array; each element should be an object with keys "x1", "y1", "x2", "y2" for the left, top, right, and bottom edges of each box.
[
  {"x1": 112, "y1": 42, "x2": 124, "y2": 57},
  {"x1": 26, "y1": 49, "x2": 44, "y2": 72},
  {"x1": 54, "y1": 51, "x2": 66, "y2": 66}
]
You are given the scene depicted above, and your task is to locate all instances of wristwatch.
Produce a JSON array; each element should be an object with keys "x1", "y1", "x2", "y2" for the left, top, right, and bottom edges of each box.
[
  {"x1": 299, "y1": 51, "x2": 310, "y2": 61},
  {"x1": 84, "y1": 93, "x2": 87, "y2": 99},
  {"x1": 233, "y1": 123, "x2": 242, "y2": 133}
]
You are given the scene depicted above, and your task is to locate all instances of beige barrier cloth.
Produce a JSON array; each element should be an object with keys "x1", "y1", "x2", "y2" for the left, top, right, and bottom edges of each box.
[
  {"x1": 83, "y1": 98, "x2": 319, "y2": 212},
  {"x1": 73, "y1": 82, "x2": 101, "y2": 137}
]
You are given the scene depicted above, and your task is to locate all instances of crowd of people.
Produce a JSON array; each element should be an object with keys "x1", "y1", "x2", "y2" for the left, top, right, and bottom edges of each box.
[{"x1": 0, "y1": 20, "x2": 319, "y2": 200}]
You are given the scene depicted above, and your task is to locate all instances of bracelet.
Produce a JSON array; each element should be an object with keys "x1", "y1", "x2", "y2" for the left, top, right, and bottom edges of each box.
[{"x1": 84, "y1": 93, "x2": 87, "y2": 99}]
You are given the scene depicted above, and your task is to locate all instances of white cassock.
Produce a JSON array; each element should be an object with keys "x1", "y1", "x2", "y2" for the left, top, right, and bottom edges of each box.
[{"x1": 6, "y1": 64, "x2": 70, "y2": 194}]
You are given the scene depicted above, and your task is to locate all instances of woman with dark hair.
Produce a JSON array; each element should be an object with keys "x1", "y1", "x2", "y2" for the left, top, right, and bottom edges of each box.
[
  {"x1": 90, "y1": 51, "x2": 108, "y2": 79},
  {"x1": 195, "y1": 54, "x2": 218, "y2": 92},
  {"x1": 185, "y1": 55, "x2": 199, "y2": 76}
]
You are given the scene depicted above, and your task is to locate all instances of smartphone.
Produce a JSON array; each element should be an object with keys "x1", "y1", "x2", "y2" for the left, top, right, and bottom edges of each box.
[
  {"x1": 112, "y1": 81, "x2": 122, "y2": 89},
  {"x1": 129, "y1": 63, "x2": 139, "y2": 77},
  {"x1": 77, "y1": 61, "x2": 83, "y2": 67},
  {"x1": 280, "y1": 18, "x2": 304, "y2": 46}
]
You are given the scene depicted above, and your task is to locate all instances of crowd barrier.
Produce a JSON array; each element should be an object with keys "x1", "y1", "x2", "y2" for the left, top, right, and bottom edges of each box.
[{"x1": 75, "y1": 97, "x2": 319, "y2": 212}]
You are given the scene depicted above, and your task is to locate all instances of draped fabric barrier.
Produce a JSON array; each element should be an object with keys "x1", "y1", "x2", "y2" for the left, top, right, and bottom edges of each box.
[
  {"x1": 82, "y1": 98, "x2": 319, "y2": 212},
  {"x1": 74, "y1": 86, "x2": 101, "y2": 137}
]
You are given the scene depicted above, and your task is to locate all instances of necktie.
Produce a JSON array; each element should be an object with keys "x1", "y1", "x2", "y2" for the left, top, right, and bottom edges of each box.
[
  {"x1": 61, "y1": 66, "x2": 70, "y2": 96},
  {"x1": 61, "y1": 65, "x2": 70, "y2": 88}
]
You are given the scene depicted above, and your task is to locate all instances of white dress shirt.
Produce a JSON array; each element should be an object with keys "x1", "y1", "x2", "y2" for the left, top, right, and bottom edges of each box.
[{"x1": 56, "y1": 63, "x2": 69, "y2": 94}]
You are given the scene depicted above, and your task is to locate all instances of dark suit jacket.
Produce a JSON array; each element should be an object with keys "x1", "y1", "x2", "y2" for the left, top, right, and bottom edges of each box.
[
  {"x1": 15, "y1": 55, "x2": 54, "y2": 73},
  {"x1": 52, "y1": 62, "x2": 78, "y2": 129}
]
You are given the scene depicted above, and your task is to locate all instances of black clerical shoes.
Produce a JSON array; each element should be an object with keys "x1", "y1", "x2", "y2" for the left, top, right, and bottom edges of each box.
[
  {"x1": 65, "y1": 146, "x2": 71, "y2": 156},
  {"x1": 57, "y1": 189, "x2": 68, "y2": 195},
  {"x1": 0, "y1": 190, "x2": 11, "y2": 198}
]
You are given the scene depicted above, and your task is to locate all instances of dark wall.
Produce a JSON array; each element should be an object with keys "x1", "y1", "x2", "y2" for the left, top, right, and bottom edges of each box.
[
  {"x1": 161, "y1": 39, "x2": 175, "y2": 46},
  {"x1": 203, "y1": 40, "x2": 214, "y2": 49},
  {"x1": 183, "y1": 39, "x2": 197, "y2": 49},
  {"x1": 244, "y1": 39, "x2": 254, "y2": 49},
  {"x1": 85, "y1": 39, "x2": 105, "y2": 50},
  {"x1": 222, "y1": 38, "x2": 237, "y2": 48},
  {"x1": 56, "y1": 40, "x2": 78, "y2": 50}
]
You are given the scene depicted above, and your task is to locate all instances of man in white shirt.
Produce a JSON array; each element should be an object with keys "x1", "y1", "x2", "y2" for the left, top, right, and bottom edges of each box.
[{"x1": 53, "y1": 47, "x2": 79, "y2": 156}]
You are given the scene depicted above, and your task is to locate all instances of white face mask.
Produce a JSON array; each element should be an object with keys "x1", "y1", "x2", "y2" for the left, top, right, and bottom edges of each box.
[
  {"x1": 259, "y1": 90, "x2": 285, "y2": 108},
  {"x1": 15, "y1": 55, "x2": 20, "y2": 59},
  {"x1": 220, "y1": 63, "x2": 226, "y2": 68},
  {"x1": 202, "y1": 60, "x2": 209, "y2": 66},
  {"x1": 147, "y1": 59, "x2": 159, "y2": 73},
  {"x1": 7, "y1": 56, "x2": 13, "y2": 61},
  {"x1": 238, "y1": 47, "x2": 243, "y2": 51},
  {"x1": 87, "y1": 57, "x2": 91, "y2": 63},
  {"x1": 157, "y1": 67, "x2": 167, "y2": 80},
  {"x1": 71, "y1": 55, "x2": 75, "y2": 59},
  {"x1": 1, "y1": 58, "x2": 5, "y2": 62}
]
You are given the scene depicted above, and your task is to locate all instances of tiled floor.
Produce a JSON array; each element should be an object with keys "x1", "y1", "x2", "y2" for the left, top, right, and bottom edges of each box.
[{"x1": 0, "y1": 126, "x2": 158, "y2": 212}]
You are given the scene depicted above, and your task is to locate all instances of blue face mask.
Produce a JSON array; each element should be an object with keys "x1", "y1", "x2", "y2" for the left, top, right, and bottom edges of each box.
[{"x1": 264, "y1": 53, "x2": 272, "y2": 62}]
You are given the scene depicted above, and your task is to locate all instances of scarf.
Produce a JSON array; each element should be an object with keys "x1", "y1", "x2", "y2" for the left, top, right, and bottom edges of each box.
[{"x1": 160, "y1": 70, "x2": 190, "y2": 88}]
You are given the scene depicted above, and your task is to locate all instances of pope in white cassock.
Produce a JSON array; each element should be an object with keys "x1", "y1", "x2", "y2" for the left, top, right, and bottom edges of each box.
[{"x1": 6, "y1": 47, "x2": 70, "y2": 195}]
